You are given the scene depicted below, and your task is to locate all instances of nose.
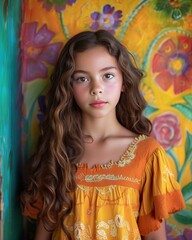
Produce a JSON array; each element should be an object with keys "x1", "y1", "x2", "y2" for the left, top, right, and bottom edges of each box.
[{"x1": 90, "y1": 81, "x2": 103, "y2": 96}]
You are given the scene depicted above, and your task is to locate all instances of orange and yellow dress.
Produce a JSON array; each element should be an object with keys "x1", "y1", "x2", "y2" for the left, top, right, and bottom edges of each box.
[{"x1": 24, "y1": 135, "x2": 185, "y2": 239}]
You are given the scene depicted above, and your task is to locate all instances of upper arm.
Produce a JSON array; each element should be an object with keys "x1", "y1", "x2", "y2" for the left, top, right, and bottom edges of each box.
[
  {"x1": 142, "y1": 220, "x2": 167, "y2": 240},
  {"x1": 35, "y1": 220, "x2": 52, "y2": 240}
]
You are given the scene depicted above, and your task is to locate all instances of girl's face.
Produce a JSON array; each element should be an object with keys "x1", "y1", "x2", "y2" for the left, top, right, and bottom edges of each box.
[{"x1": 72, "y1": 46, "x2": 123, "y2": 119}]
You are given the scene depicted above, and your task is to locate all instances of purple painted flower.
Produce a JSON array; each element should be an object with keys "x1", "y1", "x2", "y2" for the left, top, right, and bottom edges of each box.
[
  {"x1": 181, "y1": 228, "x2": 192, "y2": 239},
  {"x1": 21, "y1": 22, "x2": 62, "y2": 82},
  {"x1": 166, "y1": 224, "x2": 192, "y2": 240},
  {"x1": 151, "y1": 113, "x2": 181, "y2": 150},
  {"x1": 37, "y1": 95, "x2": 46, "y2": 122},
  {"x1": 90, "y1": 4, "x2": 122, "y2": 34},
  {"x1": 38, "y1": 0, "x2": 76, "y2": 12}
]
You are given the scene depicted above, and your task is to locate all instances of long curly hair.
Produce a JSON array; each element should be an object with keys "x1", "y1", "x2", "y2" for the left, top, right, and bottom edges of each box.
[{"x1": 21, "y1": 29, "x2": 152, "y2": 239}]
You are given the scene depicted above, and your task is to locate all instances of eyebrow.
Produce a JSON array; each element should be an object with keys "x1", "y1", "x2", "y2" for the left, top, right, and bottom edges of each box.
[{"x1": 73, "y1": 66, "x2": 117, "y2": 74}]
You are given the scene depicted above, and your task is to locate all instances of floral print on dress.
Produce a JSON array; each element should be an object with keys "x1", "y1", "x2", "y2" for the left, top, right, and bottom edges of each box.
[
  {"x1": 38, "y1": 0, "x2": 77, "y2": 12},
  {"x1": 21, "y1": 22, "x2": 62, "y2": 82},
  {"x1": 90, "y1": 4, "x2": 122, "y2": 34},
  {"x1": 151, "y1": 112, "x2": 181, "y2": 150},
  {"x1": 152, "y1": 36, "x2": 192, "y2": 94},
  {"x1": 74, "y1": 222, "x2": 91, "y2": 239},
  {"x1": 96, "y1": 215, "x2": 130, "y2": 239}
]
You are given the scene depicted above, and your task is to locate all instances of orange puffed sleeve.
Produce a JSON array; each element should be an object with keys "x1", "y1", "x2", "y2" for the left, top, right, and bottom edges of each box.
[
  {"x1": 23, "y1": 197, "x2": 43, "y2": 219},
  {"x1": 138, "y1": 146, "x2": 185, "y2": 236}
]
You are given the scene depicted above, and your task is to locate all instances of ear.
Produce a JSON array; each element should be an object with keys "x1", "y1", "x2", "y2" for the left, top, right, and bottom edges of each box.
[{"x1": 121, "y1": 84, "x2": 125, "y2": 92}]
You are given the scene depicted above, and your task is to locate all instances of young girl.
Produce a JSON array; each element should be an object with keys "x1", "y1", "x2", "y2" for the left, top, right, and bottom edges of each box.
[{"x1": 21, "y1": 30, "x2": 185, "y2": 240}]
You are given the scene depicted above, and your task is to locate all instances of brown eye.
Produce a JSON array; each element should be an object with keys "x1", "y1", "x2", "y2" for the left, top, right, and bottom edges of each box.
[
  {"x1": 104, "y1": 73, "x2": 114, "y2": 80},
  {"x1": 74, "y1": 76, "x2": 88, "y2": 83}
]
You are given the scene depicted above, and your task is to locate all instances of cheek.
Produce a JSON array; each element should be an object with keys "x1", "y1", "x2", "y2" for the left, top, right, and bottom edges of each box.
[
  {"x1": 72, "y1": 86, "x2": 87, "y2": 104},
  {"x1": 105, "y1": 82, "x2": 123, "y2": 96}
]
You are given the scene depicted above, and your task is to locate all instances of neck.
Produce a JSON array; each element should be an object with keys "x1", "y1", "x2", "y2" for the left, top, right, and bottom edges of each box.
[{"x1": 82, "y1": 116, "x2": 123, "y2": 142}]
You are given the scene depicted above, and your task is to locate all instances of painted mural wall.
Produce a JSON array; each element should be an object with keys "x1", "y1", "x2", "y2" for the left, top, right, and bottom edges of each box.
[
  {"x1": 19, "y1": 0, "x2": 191, "y2": 239},
  {"x1": 0, "y1": 0, "x2": 22, "y2": 239}
]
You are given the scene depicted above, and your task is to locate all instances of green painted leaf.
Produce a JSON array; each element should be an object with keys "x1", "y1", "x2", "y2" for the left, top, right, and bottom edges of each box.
[
  {"x1": 153, "y1": 0, "x2": 171, "y2": 12},
  {"x1": 174, "y1": 209, "x2": 192, "y2": 224},
  {"x1": 178, "y1": 131, "x2": 192, "y2": 182},
  {"x1": 172, "y1": 103, "x2": 192, "y2": 120},
  {"x1": 185, "y1": 131, "x2": 192, "y2": 163},
  {"x1": 183, "y1": 94, "x2": 192, "y2": 107},
  {"x1": 182, "y1": 182, "x2": 192, "y2": 201},
  {"x1": 143, "y1": 105, "x2": 158, "y2": 117}
]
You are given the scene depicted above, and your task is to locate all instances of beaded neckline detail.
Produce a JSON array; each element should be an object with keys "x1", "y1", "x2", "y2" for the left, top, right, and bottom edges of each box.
[{"x1": 76, "y1": 134, "x2": 147, "y2": 169}]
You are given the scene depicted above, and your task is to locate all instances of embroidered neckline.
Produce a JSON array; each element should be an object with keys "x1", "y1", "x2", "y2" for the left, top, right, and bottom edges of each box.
[{"x1": 76, "y1": 134, "x2": 147, "y2": 169}]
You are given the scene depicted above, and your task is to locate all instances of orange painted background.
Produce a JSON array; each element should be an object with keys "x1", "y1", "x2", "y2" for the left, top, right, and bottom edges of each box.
[{"x1": 21, "y1": 0, "x2": 192, "y2": 238}]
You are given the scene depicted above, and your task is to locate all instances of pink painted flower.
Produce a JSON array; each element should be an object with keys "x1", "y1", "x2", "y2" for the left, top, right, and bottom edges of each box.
[
  {"x1": 38, "y1": 0, "x2": 76, "y2": 12},
  {"x1": 151, "y1": 113, "x2": 181, "y2": 150},
  {"x1": 152, "y1": 35, "x2": 192, "y2": 94},
  {"x1": 90, "y1": 4, "x2": 122, "y2": 34},
  {"x1": 21, "y1": 22, "x2": 62, "y2": 82}
]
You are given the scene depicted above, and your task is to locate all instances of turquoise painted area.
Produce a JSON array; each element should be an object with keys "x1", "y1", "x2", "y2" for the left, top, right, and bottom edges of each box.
[{"x1": 0, "y1": 0, "x2": 22, "y2": 239}]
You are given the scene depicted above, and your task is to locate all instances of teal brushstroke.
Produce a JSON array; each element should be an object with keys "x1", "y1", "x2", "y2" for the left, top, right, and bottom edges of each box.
[
  {"x1": 118, "y1": 0, "x2": 148, "y2": 41},
  {"x1": 182, "y1": 182, "x2": 192, "y2": 202},
  {"x1": 174, "y1": 208, "x2": 192, "y2": 225},
  {"x1": 183, "y1": 94, "x2": 192, "y2": 106},
  {"x1": 143, "y1": 105, "x2": 158, "y2": 117},
  {"x1": 172, "y1": 103, "x2": 192, "y2": 120},
  {"x1": 0, "y1": 0, "x2": 22, "y2": 239},
  {"x1": 142, "y1": 28, "x2": 192, "y2": 70},
  {"x1": 172, "y1": 94, "x2": 192, "y2": 121}
]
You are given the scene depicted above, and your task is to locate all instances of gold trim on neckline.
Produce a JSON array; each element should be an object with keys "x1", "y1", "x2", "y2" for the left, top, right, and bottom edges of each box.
[{"x1": 76, "y1": 134, "x2": 147, "y2": 169}]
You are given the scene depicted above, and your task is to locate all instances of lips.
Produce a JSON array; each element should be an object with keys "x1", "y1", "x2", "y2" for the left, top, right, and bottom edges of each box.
[{"x1": 90, "y1": 100, "x2": 107, "y2": 108}]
